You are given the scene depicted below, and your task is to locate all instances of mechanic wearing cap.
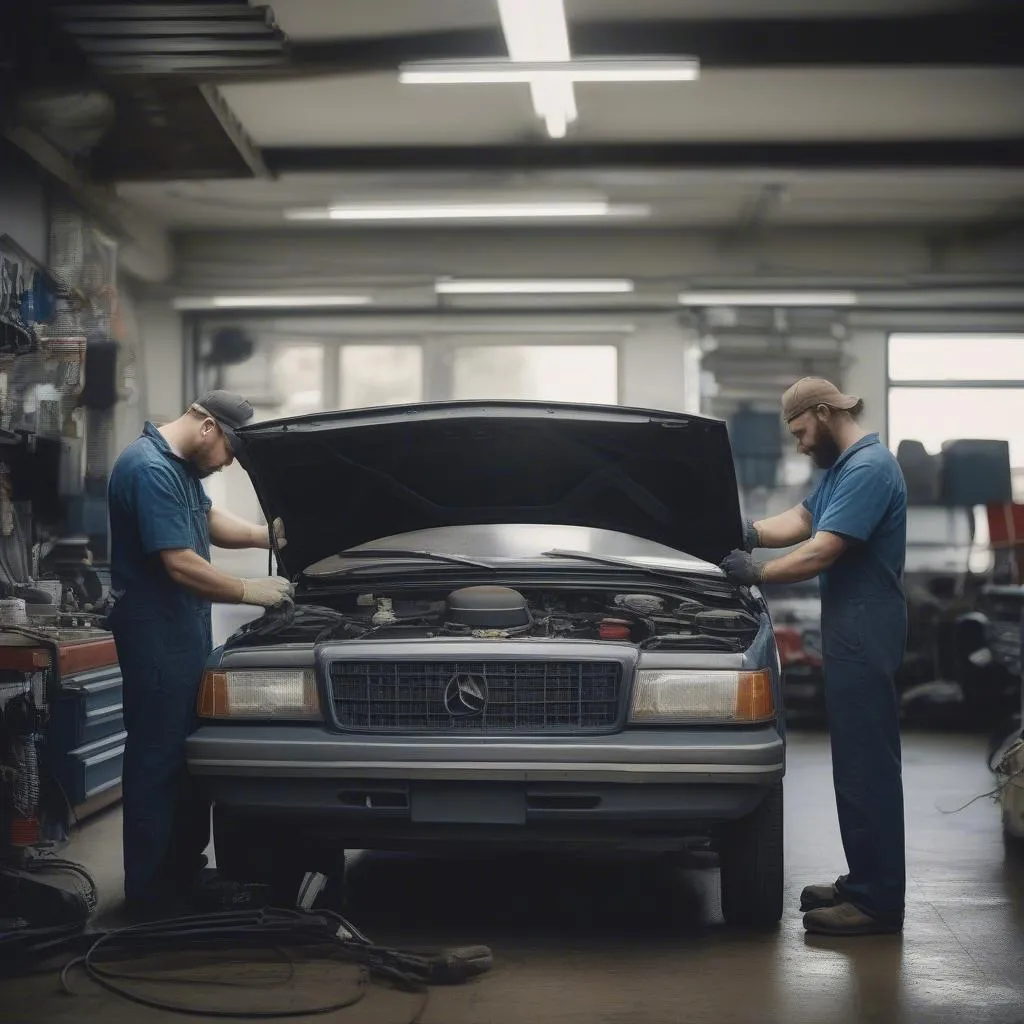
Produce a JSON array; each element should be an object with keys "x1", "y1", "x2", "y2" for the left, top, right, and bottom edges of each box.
[
  {"x1": 108, "y1": 390, "x2": 293, "y2": 918},
  {"x1": 719, "y1": 377, "x2": 908, "y2": 936}
]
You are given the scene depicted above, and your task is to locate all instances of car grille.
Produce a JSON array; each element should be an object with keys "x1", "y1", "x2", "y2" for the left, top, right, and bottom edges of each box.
[{"x1": 329, "y1": 659, "x2": 622, "y2": 734}]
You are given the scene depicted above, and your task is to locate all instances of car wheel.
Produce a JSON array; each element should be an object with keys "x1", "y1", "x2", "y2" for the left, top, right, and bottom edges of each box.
[
  {"x1": 212, "y1": 807, "x2": 346, "y2": 908},
  {"x1": 718, "y1": 782, "x2": 784, "y2": 929}
]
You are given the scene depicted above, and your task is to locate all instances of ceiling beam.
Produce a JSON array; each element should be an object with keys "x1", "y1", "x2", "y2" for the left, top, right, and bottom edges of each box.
[
  {"x1": 263, "y1": 140, "x2": 1024, "y2": 176},
  {"x1": 281, "y1": 7, "x2": 1024, "y2": 78}
]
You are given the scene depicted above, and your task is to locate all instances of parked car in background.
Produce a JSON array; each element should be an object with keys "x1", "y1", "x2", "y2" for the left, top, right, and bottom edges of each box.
[
  {"x1": 761, "y1": 580, "x2": 823, "y2": 713},
  {"x1": 186, "y1": 402, "x2": 787, "y2": 927}
]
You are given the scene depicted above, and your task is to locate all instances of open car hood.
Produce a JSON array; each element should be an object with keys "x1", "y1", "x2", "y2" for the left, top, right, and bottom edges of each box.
[{"x1": 234, "y1": 401, "x2": 743, "y2": 578}]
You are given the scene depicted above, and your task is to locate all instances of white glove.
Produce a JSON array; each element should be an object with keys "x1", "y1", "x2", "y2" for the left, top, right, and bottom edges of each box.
[
  {"x1": 271, "y1": 517, "x2": 287, "y2": 549},
  {"x1": 239, "y1": 576, "x2": 294, "y2": 608}
]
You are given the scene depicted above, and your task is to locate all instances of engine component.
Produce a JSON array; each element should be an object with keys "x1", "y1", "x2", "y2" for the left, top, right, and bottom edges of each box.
[
  {"x1": 694, "y1": 609, "x2": 761, "y2": 638},
  {"x1": 613, "y1": 593, "x2": 664, "y2": 615},
  {"x1": 371, "y1": 597, "x2": 396, "y2": 626},
  {"x1": 446, "y1": 586, "x2": 531, "y2": 629},
  {"x1": 598, "y1": 618, "x2": 632, "y2": 641}
]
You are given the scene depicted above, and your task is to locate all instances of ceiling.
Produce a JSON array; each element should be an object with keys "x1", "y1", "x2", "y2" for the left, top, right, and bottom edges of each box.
[
  {"x1": 6, "y1": 1, "x2": 1023, "y2": 260},
  {"x1": 117, "y1": 168, "x2": 1024, "y2": 230}
]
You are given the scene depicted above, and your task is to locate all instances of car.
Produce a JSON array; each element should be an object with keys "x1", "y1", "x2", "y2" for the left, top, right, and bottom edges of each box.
[
  {"x1": 185, "y1": 402, "x2": 786, "y2": 927},
  {"x1": 760, "y1": 580, "x2": 824, "y2": 713}
]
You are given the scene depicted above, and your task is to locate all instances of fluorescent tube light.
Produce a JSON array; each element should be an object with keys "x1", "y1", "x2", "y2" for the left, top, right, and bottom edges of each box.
[
  {"x1": 284, "y1": 200, "x2": 645, "y2": 222},
  {"x1": 498, "y1": 0, "x2": 576, "y2": 140},
  {"x1": 399, "y1": 58, "x2": 701, "y2": 85},
  {"x1": 436, "y1": 278, "x2": 635, "y2": 295},
  {"x1": 173, "y1": 295, "x2": 373, "y2": 310},
  {"x1": 678, "y1": 291, "x2": 859, "y2": 307}
]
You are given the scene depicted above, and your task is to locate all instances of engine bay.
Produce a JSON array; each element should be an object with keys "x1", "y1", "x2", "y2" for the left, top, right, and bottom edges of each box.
[{"x1": 229, "y1": 583, "x2": 763, "y2": 653}]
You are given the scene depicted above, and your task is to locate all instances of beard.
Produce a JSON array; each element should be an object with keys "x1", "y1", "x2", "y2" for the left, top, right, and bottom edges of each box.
[{"x1": 810, "y1": 433, "x2": 841, "y2": 469}]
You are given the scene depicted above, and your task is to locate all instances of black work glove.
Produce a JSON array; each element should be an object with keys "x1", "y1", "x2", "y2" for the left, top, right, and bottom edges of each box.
[
  {"x1": 719, "y1": 549, "x2": 765, "y2": 586},
  {"x1": 742, "y1": 519, "x2": 761, "y2": 553}
]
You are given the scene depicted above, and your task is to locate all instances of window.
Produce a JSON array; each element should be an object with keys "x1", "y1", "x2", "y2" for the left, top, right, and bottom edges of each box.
[
  {"x1": 889, "y1": 334, "x2": 1024, "y2": 383},
  {"x1": 340, "y1": 345, "x2": 422, "y2": 409},
  {"x1": 888, "y1": 332, "x2": 1024, "y2": 504},
  {"x1": 451, "y1": 345, "x2": 617, "y2": 404},
  {"x1": 888, "y1": 388, "x2": 1024, "y2": 469}
]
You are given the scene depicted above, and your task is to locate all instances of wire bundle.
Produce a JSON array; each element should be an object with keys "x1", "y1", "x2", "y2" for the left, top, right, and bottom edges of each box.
[{"x1": 7, "y1": 906, "x2": 493, "y2": 1022}]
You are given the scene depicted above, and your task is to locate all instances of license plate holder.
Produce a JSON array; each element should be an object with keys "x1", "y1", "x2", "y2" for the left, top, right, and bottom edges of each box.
[{"x1": 410, "y1": 783, "x2": 526, "y2": 825}]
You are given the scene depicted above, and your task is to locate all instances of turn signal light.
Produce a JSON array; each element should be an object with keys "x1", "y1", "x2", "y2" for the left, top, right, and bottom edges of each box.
[{"x1": 735, "y1": 669, "x2": 774, "y2": 722}]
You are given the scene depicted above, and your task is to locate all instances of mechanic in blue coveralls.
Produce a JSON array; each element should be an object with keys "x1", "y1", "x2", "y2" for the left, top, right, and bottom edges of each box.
[
  {"x1": 720, "y1": 377, "x2": 908, "y2": 937},
  {"x1": 107, "y1": 391, "x2": 293, "y2": 918}
]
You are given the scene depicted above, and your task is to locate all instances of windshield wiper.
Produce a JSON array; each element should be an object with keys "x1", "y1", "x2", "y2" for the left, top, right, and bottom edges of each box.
[
  {"x1": 540, "y1": 549, "x2": 734, "y2": 593},
  {"x1": 316, "y1": 548, "x2": 495, "y2": 576}
]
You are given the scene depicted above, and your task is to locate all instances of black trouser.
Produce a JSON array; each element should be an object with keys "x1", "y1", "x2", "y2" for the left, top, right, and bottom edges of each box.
[
  {"x1": 822, "y1": 597, "x2": 907, "y2": 923},
  {"x1": 112, "y1": 601, "x2": 212, "y2": 912}
]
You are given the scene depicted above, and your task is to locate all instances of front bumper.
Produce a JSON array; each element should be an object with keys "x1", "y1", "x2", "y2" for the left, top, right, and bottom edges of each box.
[
  {"x1": 186, "y1": 723, "x2": 784, "y2": 786},
  {"x1": 187, "y1": 724, "x2": 784, "y2": 843}
]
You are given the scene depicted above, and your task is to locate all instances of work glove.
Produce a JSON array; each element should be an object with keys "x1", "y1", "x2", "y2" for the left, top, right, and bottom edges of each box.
[
  {"x1": 741, "y1": 519, "x2": 760, "y2": 553},
  {"x1": 271, "y1": 517, "x2": 287, "y2": 549},
  {"x1": 719, "y1": 549, "x2": 765, "y2": 586},
  {"x1": 240, "y1": 576, "x2": 294, "y2": 608}
]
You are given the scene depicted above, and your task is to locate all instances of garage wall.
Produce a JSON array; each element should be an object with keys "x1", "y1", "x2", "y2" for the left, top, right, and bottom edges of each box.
[
  {"x1": 133, "y1": 298, "x2": 185, "y2": 425},
  {"x1": 841, "y1": 330, "x2": 887, "y2": 436},
  {"x1": 0, "y1": 148, "x2": 49, "y2": 263}
]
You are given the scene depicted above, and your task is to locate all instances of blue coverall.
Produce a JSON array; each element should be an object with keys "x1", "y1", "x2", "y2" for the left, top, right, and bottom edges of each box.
[
  {"x1": 803, "y1": 432, "x2": 908, "y2": 925},
  {"x1": 107, "y1": 423, "x2": 213, "y2": 913}
]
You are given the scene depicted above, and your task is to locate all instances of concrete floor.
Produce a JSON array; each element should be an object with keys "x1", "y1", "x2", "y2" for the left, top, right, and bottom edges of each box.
[{"x1": 4, "y1": 728, "x2": 1024, "y2": 1024}]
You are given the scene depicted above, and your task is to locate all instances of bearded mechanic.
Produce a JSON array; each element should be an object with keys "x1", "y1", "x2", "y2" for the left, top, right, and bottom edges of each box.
[
  {"x1": 107, "y1": 391, "x2": 294, "y2": 918},
  {"x1": 719, "y1": 377, "x2": 908, "y2": 937}
]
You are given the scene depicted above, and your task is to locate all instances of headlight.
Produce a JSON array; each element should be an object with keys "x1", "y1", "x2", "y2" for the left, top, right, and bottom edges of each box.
[
  {"x1": 197, "y1": 669, "x2": 321, "y2": 720},
  {"x1": 629, "y1": 669, "x2": 774, "y2": 724}
]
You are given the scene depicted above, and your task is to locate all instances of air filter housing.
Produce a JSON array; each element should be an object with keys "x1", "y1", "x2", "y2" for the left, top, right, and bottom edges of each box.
[{"x1": 446, "y1": 586, "x2": 531, "y2": 629}]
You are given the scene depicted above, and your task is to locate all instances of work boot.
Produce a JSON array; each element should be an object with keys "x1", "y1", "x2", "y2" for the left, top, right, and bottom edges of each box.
[
  {"x1": 803, "y1": 902, "x2": 903, "y2": 936},
  {"x1": 800, "y1": 882, "x2": 840, "y2": 912}
]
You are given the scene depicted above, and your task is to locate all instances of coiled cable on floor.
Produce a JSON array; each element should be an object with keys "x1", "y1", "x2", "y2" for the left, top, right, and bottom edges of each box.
[{"x1": 55, "y1": 906, "x2": 491, "y2": 1022}]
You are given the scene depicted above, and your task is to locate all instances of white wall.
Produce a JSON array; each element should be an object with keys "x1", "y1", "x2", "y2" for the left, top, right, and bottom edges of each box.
[
  {"x1": 620, "y1": 322, "x2": 701, "y2": 413},
  {"x1": 134, "y1": 298, "x2": 184, "y2": 425},
  {"x1": 841, "y1": 329, "x2": 887, "y2": 438}
]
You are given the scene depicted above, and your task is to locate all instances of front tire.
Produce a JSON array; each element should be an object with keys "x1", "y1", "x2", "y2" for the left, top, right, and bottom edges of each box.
[{"x1": 718, "y1": 782, "x2": 784, "y2": 928}]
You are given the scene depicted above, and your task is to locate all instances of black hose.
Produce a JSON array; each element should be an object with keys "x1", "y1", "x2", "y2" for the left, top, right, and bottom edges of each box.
[{"x1": 42, "y1": 906, "x2": 490, "y2": 1022}]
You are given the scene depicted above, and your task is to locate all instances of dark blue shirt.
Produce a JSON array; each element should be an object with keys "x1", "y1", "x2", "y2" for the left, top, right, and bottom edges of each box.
[
  {"x1": 108, "y1": 423, "x2": 212, "y2": 616},
  {"x1": 802, "y1": 433, "x2": 908, "y2": 608}
]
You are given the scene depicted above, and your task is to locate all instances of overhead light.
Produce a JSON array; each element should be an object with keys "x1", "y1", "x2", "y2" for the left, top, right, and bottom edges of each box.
[
  {"x1": 678, "y1": 291, "x2": 859, "y2": 307},
  {"x1": 284, "y1": 200, "x2": 648, "y2": 222},
  {"x1": 173, "y1": 295, "x2": 373, "y2": 310},
  {"x1": 436, "y1": 278, "x2": 635, "y2": 295},
  {"x1": 399, "y1": 58, "x2": 702, "y2": 85},
  {"x1": 497, "y1": 0, "x2": 575, "y2": 140}
]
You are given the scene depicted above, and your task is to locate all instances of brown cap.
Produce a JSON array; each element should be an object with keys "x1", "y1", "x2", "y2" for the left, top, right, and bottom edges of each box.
[{"x1": 781, "y1": 377, "x2": 862, "y2": 423}]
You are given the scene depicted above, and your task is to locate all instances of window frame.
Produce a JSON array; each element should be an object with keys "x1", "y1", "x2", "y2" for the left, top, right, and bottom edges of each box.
[
  {"x1": 887, "y1": 330, "x2": 1024, "y2": 500},
  {"x1": 187, "y1": 313, "x2": 625, "y2": 410}
]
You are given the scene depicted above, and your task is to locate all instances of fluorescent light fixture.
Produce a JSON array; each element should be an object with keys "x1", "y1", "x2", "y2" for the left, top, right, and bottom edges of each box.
[
  {"x1": 173, "y1": 294, "x2": 373, "y2": 310},
  {"x1": 399, "y1": 58, "x2": 702, "y2": 85},
  {"x1": 678, "y1": 290, "x2": 859, "y2": 307},
  {"x1": 284, "y1": 200, "x2": 648, "y2": 222},
  {"x1": 436, "y1": 278, "x2": 635, "y2": 295},
  {"x1": 498, "y1": 0, "x2": 576, "y2": 140}
]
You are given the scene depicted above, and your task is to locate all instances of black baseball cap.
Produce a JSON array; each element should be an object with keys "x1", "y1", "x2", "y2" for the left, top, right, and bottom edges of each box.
[{"x1": 191, "y1": 390, "x2": 254, "y2": 453}]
